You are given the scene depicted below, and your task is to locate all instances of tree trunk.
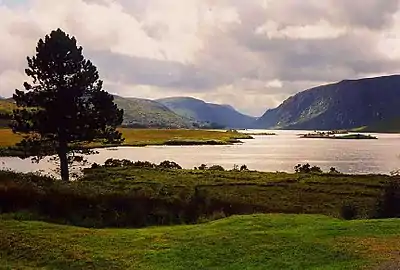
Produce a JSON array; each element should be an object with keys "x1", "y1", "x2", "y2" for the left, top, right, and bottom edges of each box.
[{"x1": 58, "y1": 140, "x2": 69, "y2": 181}]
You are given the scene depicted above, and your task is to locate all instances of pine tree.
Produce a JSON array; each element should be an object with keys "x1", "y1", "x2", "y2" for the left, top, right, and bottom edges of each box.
[{"x1": 12, "y1": 29, "x2": 124, "y2": 181}]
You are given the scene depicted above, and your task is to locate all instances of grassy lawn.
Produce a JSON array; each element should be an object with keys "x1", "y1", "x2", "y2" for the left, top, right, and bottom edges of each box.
[
  {"x1": 1, "y1": 214, "x2": 400, "y2": 269},
  {"x1": 0, "y1": 128, "x2": 252, "y2": 154}
]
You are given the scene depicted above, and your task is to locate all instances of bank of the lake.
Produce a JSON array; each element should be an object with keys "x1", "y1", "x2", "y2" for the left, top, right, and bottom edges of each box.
[{"x1": 0, "y1": 128, "x2": 253, "y2": 157}]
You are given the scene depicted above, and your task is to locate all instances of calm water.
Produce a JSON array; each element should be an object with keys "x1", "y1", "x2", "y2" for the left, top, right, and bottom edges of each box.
[{"x1": 1, "y1": 130, "x2": 400, "y2": 175}]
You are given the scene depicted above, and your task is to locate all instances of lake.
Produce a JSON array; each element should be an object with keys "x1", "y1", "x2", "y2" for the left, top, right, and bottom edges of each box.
[{"x1": 1, "y1": 130, "x2": 400, "y2": 176}]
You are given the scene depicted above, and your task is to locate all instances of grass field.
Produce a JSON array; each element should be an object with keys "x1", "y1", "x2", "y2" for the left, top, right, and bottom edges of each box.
[
  {"x1": 0, "y1": 128, "x2": 252, "y2": 155},
  {"x1": 1, "y1": 214, "x2": 400, "y2": 269},
  {"x1": 1, "y1": 167, "x2": 399, "y2": 229},
  {"x1": 79, "y1": 166, "x2": 397, "y2": 220}
]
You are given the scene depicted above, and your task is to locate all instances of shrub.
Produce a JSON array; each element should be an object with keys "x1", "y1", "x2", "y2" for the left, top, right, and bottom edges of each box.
[
  {"x1": 198, "y1": 164, "x2": 208, "y2": 170},
  {"x1": 132, "y1": 161, "x2": 157, "y2": 169},
  {"x1": 208, "y1": 165, "x2": 225, "y2": 171},
  {"x1": 374, "y1": 179, "x2": 400, "y2": 218},
  {"x1": 240, "y1": 164, "x2": 248, "y2": 171},
  {"x1": 158, "y1": 160, "x2": 182, "y2": 170},
  {"x1": 329, "y1": 167, "x2": 341, "y2": 174},
  {"x1": 340, "y1": 203, "x2": 358, "y2": 220},
  {"x1": 104, "y1": 158, "x2": 133, "y2": 167},
  {"x1": 295, "y1": 163, "x2": 322, "y2": 174}
]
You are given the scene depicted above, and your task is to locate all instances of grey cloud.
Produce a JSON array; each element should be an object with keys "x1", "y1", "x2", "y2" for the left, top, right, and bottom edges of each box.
[
  {"x1": 86, "y1": 50, "x2": 227, "y2": 90},
  {"x1": 2, "y1": 0, "x2": 400, "y2": 114}
]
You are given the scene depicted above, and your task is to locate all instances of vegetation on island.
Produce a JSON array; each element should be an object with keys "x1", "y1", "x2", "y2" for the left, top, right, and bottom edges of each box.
[{"x1": 300, "y1": 131, "x2": 377, "y2": 139}]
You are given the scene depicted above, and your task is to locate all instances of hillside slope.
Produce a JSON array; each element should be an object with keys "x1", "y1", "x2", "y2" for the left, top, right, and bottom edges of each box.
[
  {"x1": 0, "y1": 96, "x2": 197, "y2": 129},
  {"x1": 1, "y1": 214, "x2": 399, "y2": 269},
  {"x1": 157, "y1": 97, "x2": 256, "y2": 128},
  {"x1": 256, "y1": 75, "x2": 400, "y2": 130},
  {"x1": 113, "y1": 96, "x2": 195, "y2": 128}
]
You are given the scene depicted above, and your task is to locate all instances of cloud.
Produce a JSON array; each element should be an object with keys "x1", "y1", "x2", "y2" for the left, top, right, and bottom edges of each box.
[{"x1": 1, "y1": 0, "x2": 400, "y2": 115}]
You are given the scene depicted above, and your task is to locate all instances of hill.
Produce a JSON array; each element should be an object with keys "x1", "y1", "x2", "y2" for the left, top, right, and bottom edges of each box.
[
  {"x1": 355, "y1": 117, "x2": 400, "y2": 133},
  {"x1": 157, "y1": 97, "x2": 256, "y2": 129},
  {"x1": 256, "y1": 75, "x2": 400, "y2": 130},
  {"x1": 109, "y1": 96, "x2": 196, "y2": 128},
  {"x1": 0, "y1": 96, "x2": 197, "y2": 129},
  {"x1": 1, "y1": 214, "x2": 400, "y2": 269}
]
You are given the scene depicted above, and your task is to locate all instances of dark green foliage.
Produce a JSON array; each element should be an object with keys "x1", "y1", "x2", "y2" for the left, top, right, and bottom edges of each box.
[
  {"x1": 330, "y1": 167, "x2": 341, "y2": 174},
  {"x1": 295, "y1": 163, "x2": 323, "y2": 174},
  {"x1": 198, "y1": 164, "x2": 208, "y2": 170},
  {"x1": 102, "y1": 159, "x2": 182, "y2": 170},
  {"x1": 340, "y1": 203, "x2": 358, "y2": 220},
  {"x1": 158, "y1": 160, "x2": 182, "y2": 170},
  {"x1": 256, "y1": 75, "x2": 400, "y2": 130},
  {"x1": 240, "y1": 164, "x2": 249, "y2": 171},
  {"x1": 208, "y1": 165, "x2": 225, "y2": 171},
  {"x1": 374, "y1": 179, "x2": 400, "y2": 218},
  {"x1": 104, "y1": 158, "x2": 135, "y2": 168},
  {"x1": 11, "y1": 29, "x2": 123, "y2": 181}
]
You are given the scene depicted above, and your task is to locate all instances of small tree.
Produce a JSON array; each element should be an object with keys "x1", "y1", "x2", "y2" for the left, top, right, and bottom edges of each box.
[{"x1": 12, "y1": 29, "x2": 124, "y2": 181}]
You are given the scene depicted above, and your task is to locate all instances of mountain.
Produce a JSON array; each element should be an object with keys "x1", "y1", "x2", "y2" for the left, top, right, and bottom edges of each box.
[
  {"x1": 256, "y1": 75, "x2": 400, "y2": 130},
  {"x1": 355, "y1": 117, "x2": 400, "y2": 133},
  {"x1": 157, "y1": 97, "x2": 256, "y2": 128},
  {"x1": 113, "y1": 96, "x2": 195, "y2": 128}
]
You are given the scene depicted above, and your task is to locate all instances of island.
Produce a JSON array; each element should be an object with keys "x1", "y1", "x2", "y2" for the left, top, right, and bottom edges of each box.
[{"x1": 300, "y1": 131, "x2": 377, "y2": 139}]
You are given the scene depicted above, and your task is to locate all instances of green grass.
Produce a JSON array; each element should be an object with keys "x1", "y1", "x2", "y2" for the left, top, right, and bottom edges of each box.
[
  {"x1": 0, "y1": 128, "x2": 252, "y2": 155},
  {"x1": 80, "y1": 167, "x2": 393, "y2": 219},
  {"x1": 1, "y1": 214, "x2": 400, "y2": 269},
  {"x1": 2, "y1": 167, "x2": 397, "y2": 229}
]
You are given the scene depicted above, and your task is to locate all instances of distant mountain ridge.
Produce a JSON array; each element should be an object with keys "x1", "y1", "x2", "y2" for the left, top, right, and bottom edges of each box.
[
  {"x1": 0, "y1": 95, "x2": 254, "y2": 129},
  {"x1": 256, "y1": 75, "x2": 400, "y2": 130},
  {"x1": 113, "y1": 96, "x2": 195, "y2": 128},
  {"x1": 157, "y1": 97, "x2": 256, "y2": 129}
]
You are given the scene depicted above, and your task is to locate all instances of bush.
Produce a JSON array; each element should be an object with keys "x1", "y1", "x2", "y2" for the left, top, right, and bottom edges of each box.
[
  {"x1": 198, "y1": 164, "x2": 208, "y2": 170},
  {"x1": 340, "y1": 203, "x2": 358, "y2": 220},
  {"x1": 374, "y1": 179, "x2": 400, "y2": 218},
  {"x1": 132, "y1": 161, "x2": 157, "y2": 169},
  {"x1": 240, "y1": 165, "x2": 248, "y2": 171},
  {"x1": 208, "y1": 165, "x2": 225, "y2": 171},
  {"x1": 329, "y1": 167, "x2": 341, "y2": 174},
  {"x1": 158, "y1": 161, "x2": 182, "y2": 170},
  {"x1": 104, "y1": 158, "x2": 133, "y2": 167},
  {"x1": 294, "y1": 163, "x2": 322, "y2": 174}
]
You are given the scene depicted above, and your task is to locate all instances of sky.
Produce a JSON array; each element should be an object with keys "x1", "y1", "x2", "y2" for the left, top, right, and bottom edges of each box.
[{"x1": 1, "y1": 0, "x2": 400, "y2": 116}]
